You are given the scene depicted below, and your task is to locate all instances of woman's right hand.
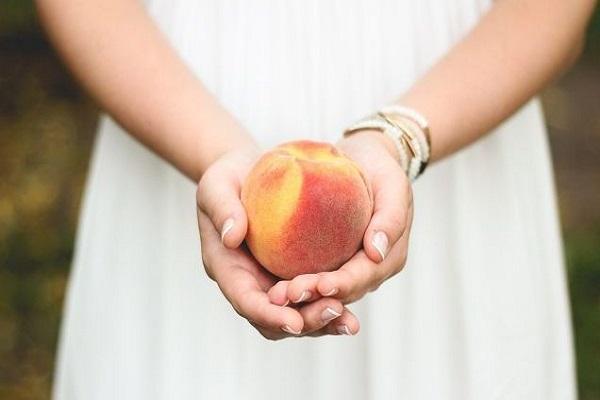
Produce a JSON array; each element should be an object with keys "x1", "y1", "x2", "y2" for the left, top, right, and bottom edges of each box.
[{"x1": 196, "y1": 145, "x2": 360, "y2": 339}]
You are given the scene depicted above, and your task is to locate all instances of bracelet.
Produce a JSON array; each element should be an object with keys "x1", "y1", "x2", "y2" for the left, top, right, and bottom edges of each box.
[
  {"x1": 385, "y1": 113, "x2": 430, "y2": 175},
  {"x1": 386, "y1": 114, "x2": 423, "y2": 179},
  {"x1": 344, "y1": 116, "x2": 410, "y2": 173},
  {"x1": 380, "y1": 105, "x2": 432, "y2": 152},
  {"x1": 344, "y1": 105, "x2": 431, "y2": 181}
]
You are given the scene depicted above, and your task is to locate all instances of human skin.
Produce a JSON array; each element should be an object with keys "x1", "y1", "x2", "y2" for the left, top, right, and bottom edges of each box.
[
  {"x1": 268, "y1": 0, "x2": 597, "y2": 315},
  {"x1": 37, "y1": 0, "x2": 596, "y2": 337}
]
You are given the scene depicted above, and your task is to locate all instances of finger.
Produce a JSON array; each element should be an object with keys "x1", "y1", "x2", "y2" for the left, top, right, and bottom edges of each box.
[
  {"x1": 363, "y1": 166, "x2": 412, "y2": 263},
  {"x1": 260, "y1": 305, "x2": 361, "y2": 339},
  {"x1": 218, "y1": 265, "x2": 304, "y2": 334},
  {"x1": 295, "y1": 297, "x2": 344, "y2": 334},
  {"x1": 198, "y1": 212, "x2": 303, "y2": 334},
  {"x1": 286, "y1": 274, "x2": 322, "y2": 304},
  {"x1": 267, "y1": 280, "x2": 290, "y2": 306},
  {"x1": 198, "y1": 210, "x2": 273, "y2": 290},
  {"x1": 316, "y1": 251, "x2": 378, "y2": 303},
  {"x1": 250, "y1": 323, "x2": 294, "y2": 341},
  {"x1": 309, "y1": 307, "x2": 360, "y2": 337},
  {"x1": 197, "y1": 168, "x2": 247, "y2": 249}
]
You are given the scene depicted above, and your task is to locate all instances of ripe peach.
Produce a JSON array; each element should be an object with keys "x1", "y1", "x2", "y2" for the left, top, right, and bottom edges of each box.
[{"x1": 241, "y1": 140, "x2": 373, "y2": 279}]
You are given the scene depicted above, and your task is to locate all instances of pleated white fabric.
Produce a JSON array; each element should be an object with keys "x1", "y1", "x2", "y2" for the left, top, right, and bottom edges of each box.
[{"x1": 53, "y1": 1, "x2": 576, "y2": 399}]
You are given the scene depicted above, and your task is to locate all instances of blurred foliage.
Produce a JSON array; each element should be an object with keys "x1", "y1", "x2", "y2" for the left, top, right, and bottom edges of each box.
[
  {"x1": 566, "y1": 230, "x2": 600, "y2": 397},
  {"x1": 0, "y1": 1, "x2": 599, "y2": 400},
  {"x1": 1, "y1": 3, "x2": 97, "y2": 399},
  {"x1": 586, "y1": 5, "x2": 600, "y2": 63},
  {"x1": 0, "y1": 1, "x2": 37, "y2": 36}
]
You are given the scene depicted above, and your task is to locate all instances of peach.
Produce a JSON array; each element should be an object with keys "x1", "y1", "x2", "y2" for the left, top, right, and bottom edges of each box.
[{"x1": 241, "y1": 140, "x2": 373, "y2": 279}]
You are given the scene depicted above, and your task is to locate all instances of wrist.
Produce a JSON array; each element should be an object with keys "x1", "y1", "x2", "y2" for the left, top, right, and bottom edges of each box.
[
  {"x1": 342, "y1": 105, "x2": 431, "y2": 181},
  {"x1": 207, "y1": 138, "x2": 260, "y2": 174},
  {"x1": 337, "y1": 129, "x2": 400, "y2": 163},
  {"x1": 195, "y1": 117, "x2": 258, "y2": 179}
]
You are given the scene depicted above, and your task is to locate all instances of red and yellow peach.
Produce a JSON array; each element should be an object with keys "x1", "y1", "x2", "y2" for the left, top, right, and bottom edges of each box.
[{"x1": 241, "y1": 140, "x2": 373, "y2": 279}]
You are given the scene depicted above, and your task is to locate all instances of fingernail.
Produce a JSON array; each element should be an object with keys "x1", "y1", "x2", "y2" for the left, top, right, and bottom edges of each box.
[
  {"x1": 281, "y1": 325, "x2": 301, "y2": 335},
  {"x1": 220, "y1": 218, "x2": 234, "y2": 243},
  {"x1": 371, "y1": 231, "x2": 389, "y2": 262},
  {"x1": 321, "y1": 307, "x2": 342, "y2": 323},
  {"x1": 322, "y1": 288, "x2": 339, "y2": 297},
  {"x1": 294, "y1": 290, "x2": 312, "y2": 303},
  {"x1": 337, "y1": 325, "x2": 353, "y2": 336},
  {"x1": 282, "y1": 299, "x2": 290, "y2": 307}
]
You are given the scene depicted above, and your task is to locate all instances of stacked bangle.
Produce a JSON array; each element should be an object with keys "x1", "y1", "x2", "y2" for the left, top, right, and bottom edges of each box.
[{"x1": 343, "y1": 105, "x2": 432, "y2": 181}]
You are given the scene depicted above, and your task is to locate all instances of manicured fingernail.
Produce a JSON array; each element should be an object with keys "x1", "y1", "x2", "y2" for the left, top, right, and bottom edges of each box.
[
  {"x1": 322, "y1": 288, "x2": 339, "y2": 297},
  {"x1": 372, "y1": 231, "x2": 389, "y2": 262},
  {"x1": 282, "y1": 299, "x2": 290, "y2": 307},
  {"x1": 294, "y1": 290, "x2": 312, "y2": 303},
  {"x1": 220, "y1": 218, "x2": 234, "y2": 243},
  {"x1": 281, "y1": 325, "x2": 301, "y2": 335},
  {"x1": 337, "y1": 325, "x2": 353, "y2": 336},
  {"x1": 321, "y1": 307, "x2": 342, "y2": 323}
]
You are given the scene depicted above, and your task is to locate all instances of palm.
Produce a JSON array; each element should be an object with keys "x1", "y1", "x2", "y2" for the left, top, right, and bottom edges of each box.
[
  {"x1": 197, "y1": 146, "x2": 359, "y2": 338},
  {"x1": 268, "y1": 132, "x2": 412, "y2": 312}
]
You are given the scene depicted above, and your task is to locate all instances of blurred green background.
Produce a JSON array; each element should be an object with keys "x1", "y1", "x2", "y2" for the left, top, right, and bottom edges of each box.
[{"x1": 1, "y1": 2, "x2": 599, "y2": 399}]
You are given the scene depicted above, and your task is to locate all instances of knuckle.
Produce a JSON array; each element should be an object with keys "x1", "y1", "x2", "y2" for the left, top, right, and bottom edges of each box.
[
  {"x1": 200, "y1": 255, "x2": 216, "y2": 281},
  {"x1": 230, "y1": 294, "x2": 250, "y2": 319},
  {"x1": 250, "y1": 323, "x2": 280, "y2": 341},
  {"x1": 254, "y1": 301, "x2": 271, "y2": 324},
  {"x1": 387, "y1": 213, "x2": 407, "y2": 237},
  {"x1": 307, "y1": 317, "x2": 323, "y2": 332},
  {"x1": 204, "y1": 269, "x2": 216, "y2": 282},
  {"x1": 226, "y1": 289, "x2": 247, "y2": 317},
  {"x1": 229, "y1": 301, "x2": 244, "y2": 318},
  {"x1": 259, "y1": 329, "x2": 280, "y2": 341},
  {"x1": 390, "y1": 258, "x2": 407, "y2": 279},
  {"x1": 346, "y1": 291, "x2": 366, "y2": 304},
  {"x1": 196, "y1": 170, "x2": 213, "y2": 204},
  {"x1": 338, "y1": 269, "x2": 356, "y2": 293},
  {"x1": 368, "y1": 282, "x2": 382, "y2": 293},
  {"x1": 203, "y1": 264, "x2": 216, "y2": 282},
  {"x1": 373, "y1": 265, "x2": 388, "y2": 283},
  {"x1": 290, "y1": 275, "x2": 304, "y2": 288},
  {"x1": 201, "y1": 252, "x2": 209, "y2": 267},
  {"x1": 341, "y1": 275, "x2": 362, "y2": 301},
  {"x1": 365, "y1": 261, "x2": 380, "y2": 283},
  {"x1": 384, "y1": 252, "x2": 408, "y2": 281},
  {"x1": 398, "y1": 249, "x2": 408, "y2": 268},
  {"x1": 382, "y1": 268, "x2": 397, "y2": 283}
]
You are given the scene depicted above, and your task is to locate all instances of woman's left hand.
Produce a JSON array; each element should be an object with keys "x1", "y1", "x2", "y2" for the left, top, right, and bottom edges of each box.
[{"x1": 268, "y1": 130, "x2": 413, "y2": 309}]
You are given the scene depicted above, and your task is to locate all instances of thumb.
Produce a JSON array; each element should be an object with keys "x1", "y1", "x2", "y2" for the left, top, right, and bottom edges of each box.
[
  {"x1": 363, "y1": 168, "x2": 412, "y2": 263},
  {"x1": 197, "y1": 169, "x2": 248, "y2": 249}
]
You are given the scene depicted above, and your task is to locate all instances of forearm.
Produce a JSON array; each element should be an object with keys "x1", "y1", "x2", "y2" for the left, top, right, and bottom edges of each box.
[
  {"x1": 36, "y1": 0, "x2": 255, "y2": 181},
  {"x1": 398, "y1": 0, "x2": 596, "y2": 162}
]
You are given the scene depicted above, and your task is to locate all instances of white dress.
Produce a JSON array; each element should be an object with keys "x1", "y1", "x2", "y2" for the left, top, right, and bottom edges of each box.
[{"x1": 53, "y1": 1, "x2": 576, "y2": 399}]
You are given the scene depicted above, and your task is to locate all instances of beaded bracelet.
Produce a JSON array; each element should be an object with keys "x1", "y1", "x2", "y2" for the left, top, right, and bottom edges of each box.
[
  {"x1": 344, "y1": 116, "x2": 411, "y2": 172},
  {"x1": 380, "y1": 105, "x2": 432, "y2": 171},
  {"x1": 344, "y1": 105, "x2": 431, "y2": 181}
]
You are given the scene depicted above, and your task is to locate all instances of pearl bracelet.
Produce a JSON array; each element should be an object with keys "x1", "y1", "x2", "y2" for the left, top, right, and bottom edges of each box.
[
  {"x1": 380, "y1": 105, "x2": 432, "y2": 173},
  {"x1": 344, "y1": 106, "x2": 431, "y2": 181},
  {"x1": 344, "y1": 116, "x2": 411, "y2": 172}
]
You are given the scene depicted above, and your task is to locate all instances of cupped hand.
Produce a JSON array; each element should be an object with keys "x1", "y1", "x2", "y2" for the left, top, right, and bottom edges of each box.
[
  {"x1": 268, "y1": 130, "x2": 413, "y2": 308},
  {"x1": 196, "y1": 145, "x2": 360, "y2": 339}
]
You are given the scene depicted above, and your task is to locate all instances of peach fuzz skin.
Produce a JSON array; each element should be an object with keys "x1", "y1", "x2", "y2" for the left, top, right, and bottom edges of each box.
[{"x1": 241, "y1": 140, "x2": 374, "y2": 279}]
